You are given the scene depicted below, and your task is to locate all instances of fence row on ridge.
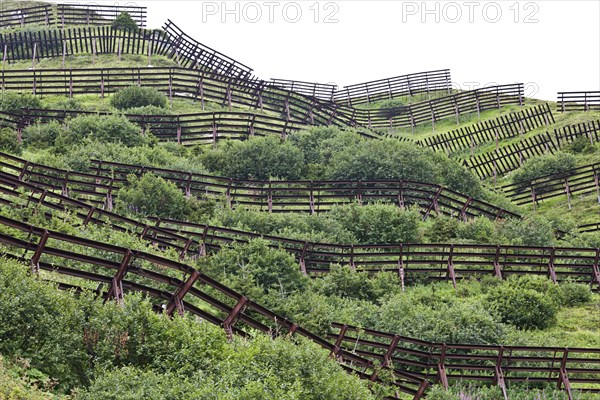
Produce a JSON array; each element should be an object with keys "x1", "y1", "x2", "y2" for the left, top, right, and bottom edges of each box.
[{"x1": 0, "y1": 3, "x2": 147, "y2": 29}]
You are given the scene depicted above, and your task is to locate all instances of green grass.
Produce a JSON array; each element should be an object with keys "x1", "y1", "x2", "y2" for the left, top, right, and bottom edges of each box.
[{"x1": 2, "y1": 53, "x2": 179, "y2": 70}]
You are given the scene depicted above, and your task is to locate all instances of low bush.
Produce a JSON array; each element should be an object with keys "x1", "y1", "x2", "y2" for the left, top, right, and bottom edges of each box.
[
  {"x1": 511, "y1": 152, "x2": 577, "y2": 185},
  {"x1": 0, "y1": 92, "x2": 42, "y2": 115},
  {"x1": 200, "y1": 136, "x2": 304, "y2": 180},
  {"x1": 0, "y1": 127, "x2": 21, "y2": 154},
  {"x1": 56, "y1": 114, "x2": 144, "y2": 148},
  {"x1": 116, "y1": 173, "x2": 193, "y2": 219},
  {"x1": 110, "y1": 85, "x2": 167, "y2": 110},
  {"x1": 21, "y1": 121, "x2": 63, "y2": 150},
  {"x1": 486, "y1": 277, "x2": 558, "y2": 330}
]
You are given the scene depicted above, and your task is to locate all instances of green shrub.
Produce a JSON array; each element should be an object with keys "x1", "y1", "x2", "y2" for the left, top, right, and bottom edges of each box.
[
  {"x1": 56, "y1": 114, "x2": 144, "y2": 148},
  {"x1": 498, "y1": 216, "x2": 555, "y2": 247},
  {"x1": 110, "y1": 85, "x2": 167, "y2": 110},
  {"x1": 324, "y1": 139, "x2": 483, "y2": 197},
  {"x1": 287, "y1": 127, "x2": 365, "y2": 180},
  {"x1": 425, "y1": 215, "x2": 459, "y2": 243},
  {"x1": 0, "y1": 92, "x2": 42, "y2": 115},
  {"x1": 378, "y1": 99, "x2": 406, "y2": 120},
  {"x1": 558, "y1": 282, "x2": 592, "y2": 307},
  {"x1": 116, "y1": 173, "x2": 193, "y2": 219},
  {"x1": 329, "y1": 203, "x2": 423, "y2": 244},
  {"x1": 111, "y1": 12, "x2": 138, "y2": 31},
  {"x1": 376, "y1": 291, "x2": 505, "y2": 344},
  {"x1": 21, "y1": 121, "x2": 63, "y2": 149},
  {"x1": 205, "y1": 239, "x2": 308, "y2": 301},
  {"x1": 511, "y1": 152, "x2": 576, "y2": 185},
  {"x1": 200, "y1": 136, "x2": 305, "y2": 180},
  {"x1": 456, "y1": 217, "x2": 497, "y2": 243},
  {"x1": 564, "y1": 135, "x2": 596, "y2": 154},
  {"x1": 0, "y1": 127, "x2": 21, "y2": 154},
  {"x1": 486, "y1": 278, "x2": 558, "y2": 330}
]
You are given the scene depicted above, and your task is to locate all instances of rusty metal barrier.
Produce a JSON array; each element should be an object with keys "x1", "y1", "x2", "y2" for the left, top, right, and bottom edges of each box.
[
  {"x1": 329, "y1": 323, "x2": 600, "y2": 400},
  {"x1": 0, "y1": 152, "x2": 519, "y2": 220},
  {"x1": 1, "y1": 171, "x2": 598, "y2": 291},
  {"x1": 0, "y1": 213, "x2": 427, "y2": 399}
]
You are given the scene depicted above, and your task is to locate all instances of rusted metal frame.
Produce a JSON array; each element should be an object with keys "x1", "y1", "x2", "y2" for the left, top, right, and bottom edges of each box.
[
  {"x1": 437, "y1": 344, "x2": 449, "y2": 389},
  {"x1": 548, "y1": 247, "x2": 557, "y2": 284},
  {"x1": 212, "y1": 113, "x2": 218, "y2": 146},
  {"x1": 397, "y1": 244, "x2": 405, "y2": 291},
  {"x1": 493, "y1": 347, "x2": 509, "y2": 400},
  {"x1": 165, "y1": 269, "x2": 201, "y2": 316},
  {"x1": 592, "y1": 249, "x2": 600, "y2": 290},
  {"x1": 423, "y1": 187, "x2": 443, "y2": 220},
  {"x1": 493, "y1": 245, "x2": 503, "y2": 279},
  {"x1": 330, "y1": 324, "x2": 349, "y2": 359},
  {"x1": 299, "y1": 241, "x2": 309, "y2": 275},
  {"x1": 459, "y1": 197, "x2": 473, "y2": 222},
  {"x1": 397, "y1": 180, "x2": 405, "y2": 209},
  {"x1": 446, "y1": 245, "x2": 457, "y2": 289},
  {"x1": 557, "y1": 350, "x2": 573, "y2": 400},
  {"x1": 29, "y1": 229, "x2": 50, "y2": 274},
  {"x1": 383, "y1": 335, "x2": 401, "y2": 368},
  {"x1": 222, "y1": 296, "x2": 249, "y2": 339},
  {"x1": 106, "y1": 249, "x2": 133, "y2": 304},
  {"x1": 308, "y1": 182, "x2": 316, "y2": 214}
]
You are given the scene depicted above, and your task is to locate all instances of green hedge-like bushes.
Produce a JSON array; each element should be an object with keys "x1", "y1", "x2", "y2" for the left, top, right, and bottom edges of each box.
[{"x1": 110, "y1": 85, "x2": 167, "y2": 110}]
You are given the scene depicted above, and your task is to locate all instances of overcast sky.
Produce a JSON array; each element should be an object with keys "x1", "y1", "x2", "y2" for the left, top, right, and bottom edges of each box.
[{"x1": 98, "y1": 1, "x2": 599, "y2": 100}]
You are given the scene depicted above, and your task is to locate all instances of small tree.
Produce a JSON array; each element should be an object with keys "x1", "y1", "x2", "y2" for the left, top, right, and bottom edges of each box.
[{"x1": 112, "y1": 12, "x2": 138, "y2": 31}]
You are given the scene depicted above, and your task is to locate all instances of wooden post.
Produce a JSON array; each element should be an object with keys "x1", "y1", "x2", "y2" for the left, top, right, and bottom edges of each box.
[
  {"x1": 117, "y1": 40, "x2": 122, "y2": 62},
  {"x1": 92, "y1": 38, "x2": 97, "y2": 65},
  {"x1": 2, "y1": 45, "x2": 7, "y2": 71},
  {"x1": 168, "y1": 69, "x2": 173, "y2": 108},
  {"x1": 62, "y1": 41, "x2": 66, "y2": 69},
  {"x1": 31, "y1": 43, "x2": 37, "y2": 70},
  {"x1": 147, "y1": 40, "x2": 152, "y2": 66}
]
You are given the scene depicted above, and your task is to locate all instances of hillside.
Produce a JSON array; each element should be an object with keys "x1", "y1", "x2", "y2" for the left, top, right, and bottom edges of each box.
[{"x1": 0, "y1": 3, "x2": 599, "y2": 400}]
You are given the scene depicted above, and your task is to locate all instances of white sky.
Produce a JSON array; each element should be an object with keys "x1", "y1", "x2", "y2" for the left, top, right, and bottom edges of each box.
[{"x1": 88, "y1": 1, "x2": 599, "y2": 100}]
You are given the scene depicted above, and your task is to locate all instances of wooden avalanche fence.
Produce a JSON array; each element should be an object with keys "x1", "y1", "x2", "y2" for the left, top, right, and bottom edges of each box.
[
  {"x1": 0, "y1": 26, "x2": 173, "y2": 63},
  {"x1": 18, "y1": 108, "x2": 311, "y2": 145},
  {"x1": 557, "y1": 91, "x2": 600, "y2": 112},
  {"x1": 3, "y1": 154, "x2": 600, "y2": 291},
  {"x1": 268, "y1": 78, "x2": 337, "y2": 102},
  {"x1": 0, "y1": 3, "x2": 147, "y2": 29},
  {"x1": 0, "y1": 67, "x2": 348, "y2": 127},
  {"x1": 1, "y1": 165, "x2": 599, "y2": 293},
  {"x1": 88, "y1": 158, "x2": 518, "y2": 219},
  {"x1": 464, "y1": 120, "x2": 600, "y2": 179},
  {"x1": 502, "y1": 161, "x2": 600, "y2": 209},
  {"x1": 2, "y1": 164, "x2": 600, "y2": 399},
  {"x1": 0, "y1": 66, "x2": 524, "y2": 131},
  {"x1": 418, "y1": 103, "x2": 554, "y2": 154},
  {"x1": 335, "y1": 83, "x2": 524, "y2": 130},
  {"x1": 0, "y1": 151, "x2": 518, "y2": 220},
  {"x1": 0, "y1": 3, "x2": 52, "y2": 29},
  {"x1": 161, "y1": 20, "x2": 253, "y2": 79},
  {"x1": 333, "y1": 69, "x2": 452, "y2": 106},
  {"x1": 329, "y1": 323, "x2": 600, "y2": 400}
]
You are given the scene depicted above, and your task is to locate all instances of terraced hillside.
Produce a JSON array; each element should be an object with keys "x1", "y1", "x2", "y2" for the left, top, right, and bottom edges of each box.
[{"x1": 0, "y1": 3, "x2": 599, "y2": 400}]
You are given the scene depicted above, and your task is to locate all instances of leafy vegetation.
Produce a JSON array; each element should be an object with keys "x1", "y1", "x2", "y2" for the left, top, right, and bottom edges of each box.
[
  {"x1": 110, "y1": 85, "x2": 167, "y2": 110},
  {"x1": 111, "y1": 12, "x2": 138, "y2": 31}
]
